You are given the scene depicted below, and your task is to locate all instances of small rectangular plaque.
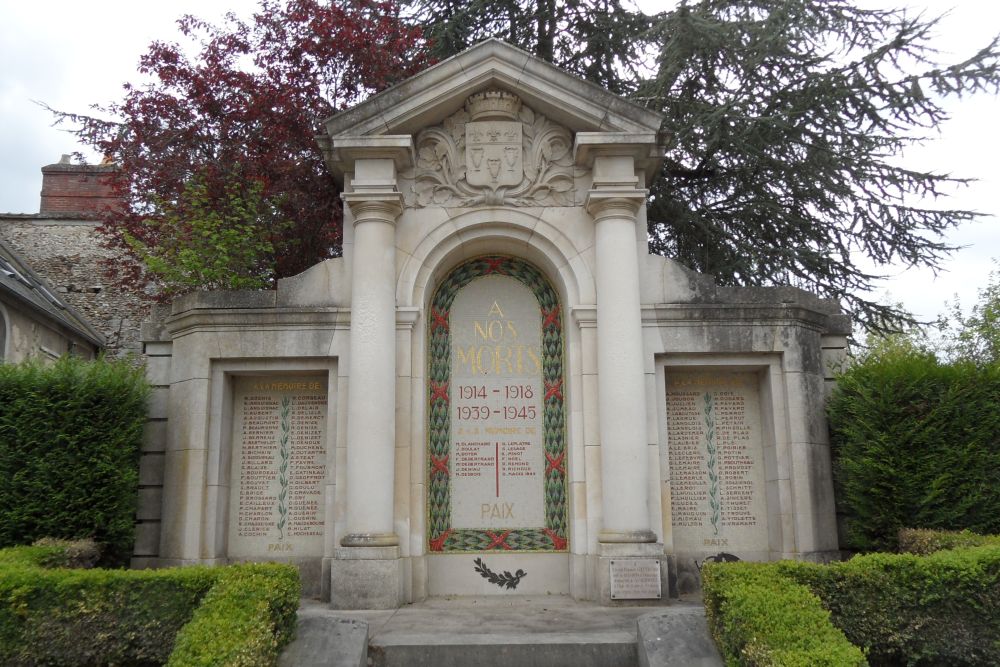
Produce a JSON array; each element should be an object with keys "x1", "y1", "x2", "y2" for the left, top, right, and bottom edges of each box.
[{"x1": 609, "y1": 558, "x2": 662, "y2": 600}]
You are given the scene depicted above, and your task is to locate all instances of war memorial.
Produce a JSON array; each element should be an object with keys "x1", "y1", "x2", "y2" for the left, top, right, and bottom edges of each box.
[{"x1": 135, "y1": 39, "x2": 849, "y2": 610}]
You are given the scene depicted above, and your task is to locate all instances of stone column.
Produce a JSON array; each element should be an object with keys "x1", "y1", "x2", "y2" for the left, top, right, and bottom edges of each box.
[
  {"x1": 326, "y1": 141, "x2": 411, "y2": 609},
  {"x1": 580, "y1": 139, "x2": 667, "y2": 604},
  {"x1": 341, "y1": 187, "x2": 402, "y2": 547},
  {"x1": 586, "y1": 182, "x2": 656, "y2": 545}
]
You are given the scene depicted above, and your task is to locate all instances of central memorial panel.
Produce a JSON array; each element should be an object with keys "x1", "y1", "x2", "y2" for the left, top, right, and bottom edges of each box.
[{"x1": 427, "y1": 256, "x2": 567, "y2": 552}]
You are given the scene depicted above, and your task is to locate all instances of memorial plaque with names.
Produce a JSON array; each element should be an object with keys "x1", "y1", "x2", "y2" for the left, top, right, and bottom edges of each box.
[
  {"x1": 610, "y1": 559, "x2": 662, "y2": 600},
  {"x1": 228, "y1": 376, "x2": 327, "y2": 558},
  {"x1": 427, "y1": 257, "x2": 568, "y2": 553},
  {"x1": 666, "y1": 371, "x2": 769, "y2": 553}
]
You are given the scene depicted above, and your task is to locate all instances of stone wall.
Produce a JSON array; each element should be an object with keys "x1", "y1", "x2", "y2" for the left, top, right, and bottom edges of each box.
[{"x1": 0, "y1": 216, "x2": 149, "y2": 357}]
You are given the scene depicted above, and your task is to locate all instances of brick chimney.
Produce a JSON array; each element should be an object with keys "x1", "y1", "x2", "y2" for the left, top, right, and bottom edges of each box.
[{"x1": 39, "y1": 155, "x2": 120, "y2": 218}]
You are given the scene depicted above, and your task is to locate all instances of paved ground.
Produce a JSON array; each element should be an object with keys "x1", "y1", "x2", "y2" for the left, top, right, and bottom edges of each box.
[{"x1": 280, "y1": 595, "x2": 723, "y2": 667}]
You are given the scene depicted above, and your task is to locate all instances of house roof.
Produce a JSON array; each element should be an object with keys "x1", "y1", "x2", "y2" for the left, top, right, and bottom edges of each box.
[{"x1": 0, "y1": 238, "x2": 104, "y2": 348}]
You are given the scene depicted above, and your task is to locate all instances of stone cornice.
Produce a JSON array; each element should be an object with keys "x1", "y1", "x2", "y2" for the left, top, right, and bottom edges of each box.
[
  {"x1": 162, "y1": 307, "x2": 350, "y2": 338},
  {"x1": 574, "y1": 132, "x2": 664, "y2": 184},
  {"x1": 641, "y1": 303, "x2": 838, "y2": 333},
  {"x1": 573, "y1": 302, "x2": 842, "y2": 333},
  {"x1": 320, "y1": 135, "x2": 414, "y2": 185}
]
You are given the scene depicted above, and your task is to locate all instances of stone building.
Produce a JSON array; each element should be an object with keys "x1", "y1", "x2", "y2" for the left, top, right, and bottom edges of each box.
[
  {"x1": 0, "y1": 156, "x2": 149, "y2": 357},
  {"x1": 138, "y1": 40, "x2": 849, "y2": 608}
]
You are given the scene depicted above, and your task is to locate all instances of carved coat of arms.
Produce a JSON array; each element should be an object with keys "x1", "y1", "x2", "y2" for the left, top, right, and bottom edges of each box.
[{"x1": 401, "y1": 89, "x2": 580, "y2": 207}]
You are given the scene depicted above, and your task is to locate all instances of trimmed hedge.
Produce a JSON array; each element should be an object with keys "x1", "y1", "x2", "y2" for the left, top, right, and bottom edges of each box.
[
  {"x1": 168, "y1": 563, "x2": 301, "y2": 667},
  {"x1": 827, "y1": 350, "x2": 1000, "y2": 551},
  {"x1": 705, "y1": 546, "x2": 1000, "y2": 666},
  {"x1": 783, "y1": 546, "x2": 1000, "y2": 666},
  {"x1": 898, "y1": 527, "x2": 1000, "y2": 555},
  {"x1": 702, "y1": 562, "x2": 865, "y2": 666},
  {"x1": 0, "y1": 556, "x2": 218, "y2": 666},
  {"x1": 0, "y1": 356, "x2": 149, "y2": 565},
  {"x1": 0, "y1": 545, "x2": 300, "y2": 667}
]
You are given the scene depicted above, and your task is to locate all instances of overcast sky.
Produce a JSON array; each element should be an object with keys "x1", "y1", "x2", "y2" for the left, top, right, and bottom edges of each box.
[{"x1": 1, "y1": 0, "x2": 997, "y2": 323}]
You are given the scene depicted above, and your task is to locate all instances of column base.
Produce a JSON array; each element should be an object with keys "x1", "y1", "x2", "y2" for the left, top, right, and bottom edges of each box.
[
  {"x1": 330, "y1": 545, "x2": 403, "y2": 609},
  {"x1": 597, "y1": 542, "x2": 674, "y2": 606},
  {"x1": 340, "y1": 532, "x2": 400, "y2": 547},
  {"x1": 598, "y1": 529, "x2": 658, "y2": 544}
]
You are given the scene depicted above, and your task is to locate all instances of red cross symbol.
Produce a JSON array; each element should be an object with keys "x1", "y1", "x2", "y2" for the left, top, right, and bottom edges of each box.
[
  {"x1": 544, "y1": 529, "x2": 567, "y2": 551},
  {"x1": 430, "y1": 454, "x2": 450, "y2": 477},
  {"x1": 485, "y1": 530, "x2": 512, "y2": 550},
  {"x1": 430, "y1": 381, "x2": 449, "y2": 403},
  {"x1": 544, "y1": 378, "x2": 563, "y2": 402},
  {"x1": 482, "y1": 257, "x2": 507, "y2": 274},
  {"x1": 545, "y1": 450, "x2": 565, "y2": 476},
  {"x1": 429, "y1": 529, "x2": 452, "y2": 552},
  {"x1": 431, "y1": 307, "x2": 449, "y2": 333},
  {"x1": 542, "y1": 307, "x2": 560, "y2": 329}
]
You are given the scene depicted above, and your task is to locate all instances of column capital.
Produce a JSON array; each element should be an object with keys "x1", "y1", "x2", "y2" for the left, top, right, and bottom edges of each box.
[
  {"x1": 584, "y1": 189, "x2": 646, "y2": 221},
  {"x1": 341, "y1": 191, "x2": 404, "y2": 227}
]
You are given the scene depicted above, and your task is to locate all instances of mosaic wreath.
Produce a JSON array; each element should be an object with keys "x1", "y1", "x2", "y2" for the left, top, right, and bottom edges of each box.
[{"x1": 427, "y1": 256, "x2": 568, "y2": 552}]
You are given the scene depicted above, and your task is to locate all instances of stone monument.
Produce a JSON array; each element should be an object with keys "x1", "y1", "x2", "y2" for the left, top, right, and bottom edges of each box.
[{"x1": 135, "y1": 39, "x2": 848, "y2": 608}]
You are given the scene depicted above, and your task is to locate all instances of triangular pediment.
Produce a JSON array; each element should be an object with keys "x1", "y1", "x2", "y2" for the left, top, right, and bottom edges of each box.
[{"x1": 322, "y1": 39, "x2": 665, "y2": 140}]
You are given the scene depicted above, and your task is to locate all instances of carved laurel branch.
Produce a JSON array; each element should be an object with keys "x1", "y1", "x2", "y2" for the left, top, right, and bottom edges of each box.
[
  {"x1": 401, "y1": 104, "x2": 579, "y2": 208},
  {"x1": 473, "y1": 557, "x2": 527, "y2": 590},
  {"x1": 276, "y1": 395, "x2": 292, "y2": 541}
]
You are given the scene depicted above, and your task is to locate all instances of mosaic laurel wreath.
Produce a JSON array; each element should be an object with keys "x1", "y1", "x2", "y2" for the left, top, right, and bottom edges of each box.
[{"x1": 427, "y1": 256, "x2": 568, "y2": 552}]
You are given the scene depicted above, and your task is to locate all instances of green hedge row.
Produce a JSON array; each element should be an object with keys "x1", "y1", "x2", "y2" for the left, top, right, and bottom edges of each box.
[
  {"x1": 898, "y1": 527, "x2": 1000, "y2": 555},
  {"x1": 0, "y1": 545, "x2": 300, "y2": 666},
  {"x1": 167, "y1": 563, "x2": 300, "y2": 667},
  {"x1": 702, "y1": 562, "x2": 864, "y2": 666},
  {"x1": 785, "y1": 547, "x2": 1000, "y2": 666},
  {"x1": 0, "y1": 356, "x2": 149, "y2": 565},
  {"x1": 827, "y1": 350, "x2": 1000, "y2": 551},
  {"x1": 704, "y1": 545, "x2": 1000, "y2": 666}
]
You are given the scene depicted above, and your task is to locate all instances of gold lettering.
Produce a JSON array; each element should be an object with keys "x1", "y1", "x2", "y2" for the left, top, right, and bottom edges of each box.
[
  {"x1": 474, "y1": 321, "x2": 488, "y2": 341},
  {"x1": 494, "y1": 346, "x2": 514, "y2": 374},
  {"x1": 457, "y1": 343, "x2": 541, "y2": 376},
  {"x1": 456, "y1": 346, "x2": 483, "y2": 373},
  {"x1": 506, "y1": 321, "x2": 518, "y2": 339},
  {"x1": 487, "y1": 320, "x2": 504, "y2": 341},
  {"x1": 488, "y1": 301, "x2": 504, "y2": 318},
  {"x1": 481, "y1": 503, "x2": 515, "y2": 519}
]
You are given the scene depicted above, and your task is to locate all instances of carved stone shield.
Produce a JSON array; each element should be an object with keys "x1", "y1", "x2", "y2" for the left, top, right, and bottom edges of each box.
[{"x1": 466, "y1": 121, "x2": 523, "y2": 188}]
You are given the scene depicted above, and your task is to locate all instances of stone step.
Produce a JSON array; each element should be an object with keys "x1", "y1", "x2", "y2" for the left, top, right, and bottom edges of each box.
[
  {"x1": 280, "y1": 596, "x2": 721, "y2": 667},
  {"x1": 371, "y1": 629, "x2": 637, "y2": 667}
]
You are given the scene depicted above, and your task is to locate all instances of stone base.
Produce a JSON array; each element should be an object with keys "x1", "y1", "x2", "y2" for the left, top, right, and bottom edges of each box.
[
  {"x1": 330, "y1": 546, "x2": 403, "y2": 609},
  {"x1": 597, "y1": 542, "x2": 672, "y2": 606}
]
